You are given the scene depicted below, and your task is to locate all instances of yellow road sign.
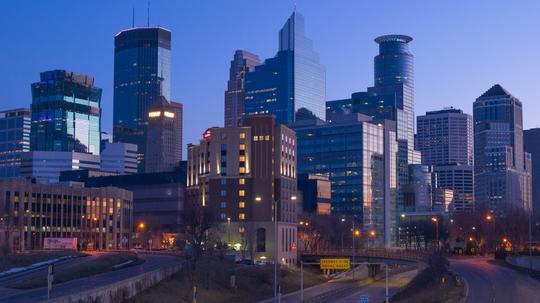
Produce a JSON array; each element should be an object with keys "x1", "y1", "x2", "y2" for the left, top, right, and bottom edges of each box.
[{"x1": 320, "y1": 258, "x2": 350, "y2": 270}]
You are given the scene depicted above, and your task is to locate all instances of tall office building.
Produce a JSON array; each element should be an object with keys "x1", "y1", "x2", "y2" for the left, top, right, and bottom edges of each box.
[
  {"x1": 145, "y1": 98, "x2": 183, "y2": 173},
  {"x1": 224, "y1": 50, "x2": 260, "y2": 127},
  {"x1": 187, "y1": 116, "x2": 299, "y2": 264},
  {"x1": 473, "y1": 84, "x2": 532, "y2": 212},
  {"x1": 326, "y1": 34, "x2": 420, "y2": 221},
  {"x1": 0, "y1": 108, "x2": 30, "y2": 179},
  {"x1": 524, "y1": 128, "x2": 540, "y2": 217},
  {"x1": 30, "y1": 70, "x2": 102, "y2": 155},
  {"x1": 416, "y1": 108, "x2": 474, "y2": 212},
  {"x1": 243, "y1": 11, "x2": 325, "y2": 124},
  {"x1": 291, "y1": 111, "x2": 398, "y2": 248},
  {"x1": 113, "y1": 27, "x2": 172, "y2": 170},
  {"x1": 21, "y1": 151, "x2": 101, "y2": 183}
]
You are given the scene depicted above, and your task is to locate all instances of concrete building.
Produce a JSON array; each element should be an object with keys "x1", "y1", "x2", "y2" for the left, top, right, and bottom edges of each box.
[
  {"x1": 473, "y1": 84, "x2": 532, "y2": 212},
  {"x1": 416, "y1": 108, "x2": 474, "y2": 212},
  {"x1": 145, "y1": 98, "x2": 183, "y2": 173},
  {"x1": 224, "y1": 50, "x2": 260, "y2": 127},
  {"x1": 20, "y1": 151, "x2": 101, "y2": 183},
  {"x1": 60, "y1": 165, "x2": 187, "y2": 248},
  {"x1": 187, "y1": 116, "x2": 298, "y2": 264},
  {"x1": 0, "y1": 178, "x2": 133, "y2": 252},
  {"x1": 101, "y1": 142, "x2": 138, "y2": 174},
  {"x1": 0, "y1": 108, "x2": 30, "y2": 179}
]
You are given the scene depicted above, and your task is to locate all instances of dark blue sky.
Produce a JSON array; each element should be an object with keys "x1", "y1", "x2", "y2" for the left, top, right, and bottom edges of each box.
[{"x1": 1, "y1": 0, "x2": 539, "y2": 151}]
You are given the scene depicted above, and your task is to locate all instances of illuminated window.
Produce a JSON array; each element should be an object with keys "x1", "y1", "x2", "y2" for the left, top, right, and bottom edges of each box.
[
  {"x1": 239, "y1": 190, "x2": 245, "y2": 197},
  {"x1": 239, "y1": 167, "x2": 246, "y2": 174},
  {"x1": 239, "y1": 178, "x2": 245, "y2": 185},
  {"x1": 265, "y1": 135, "x2": 270, "y2": 141},
  {"x1": 239, "y1": 133, "x2": 246, "y2": 139},
  {"x1": 163, "y1": 111, "x2": 175, "y2": 118},
  {"x1": 239, "y1": 144, "x2": 246, "y2": 150},
  {"x1": 239, "y1": 226, "x2": 245, "y2": 233},
  {"x1": 148, "y1": 111, "x2": 161, "y2": 118},
  {"x1": 239, "y1": 156, "x2": 246, "y2": 162},
  {"x1": 239, "y1": 202, "x2": 245, "y2": 208},
  {"x1": 253, "y1": 136, "x2": 259, "y2": 141},
  {"x1": 239, "y1": 213, "x2": 245, "y2": 220}
]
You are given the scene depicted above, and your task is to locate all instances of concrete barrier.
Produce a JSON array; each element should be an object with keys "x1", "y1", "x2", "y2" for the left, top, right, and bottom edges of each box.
[
  {"x1": 506, "y1": 255, "x2": 540, "y2": 272},
  {"x1": 45, "y1": 263, "x2": 182, "y2": 303}
]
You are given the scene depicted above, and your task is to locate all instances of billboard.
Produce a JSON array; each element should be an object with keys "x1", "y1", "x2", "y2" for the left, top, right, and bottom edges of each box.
[{"x1": 43, "y1": 237, "x2": 78, "y2": 250}]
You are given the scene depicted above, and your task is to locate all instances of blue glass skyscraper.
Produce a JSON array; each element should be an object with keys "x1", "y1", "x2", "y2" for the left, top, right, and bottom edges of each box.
[
  {"x1": 244, "y1": 11, "x2": 325, "y2": 124},
  {"x1": 113, "y1": 27, "x2": 171, "y2": 170},
  {"x1": 30, "y1": 70, "x2": 102, "y2": 155}
]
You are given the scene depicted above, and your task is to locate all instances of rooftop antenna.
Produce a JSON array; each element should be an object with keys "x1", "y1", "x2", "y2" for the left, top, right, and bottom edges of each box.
[
  {"x1": 147, "y1": 1, "x2": 150, "y2": 27},
  {"x1": 132, "y1": 6, "x2": 135, "y2": 28}
]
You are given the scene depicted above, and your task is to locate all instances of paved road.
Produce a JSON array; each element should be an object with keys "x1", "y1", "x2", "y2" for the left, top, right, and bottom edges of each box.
[
  {"x1": 450, "y1": 257, "x2": 540, "y2": 303},
  {"x1": 333, "y1": 270, "x2": 417, "y2": 303},
  {"x1": 0, "y1": 253, "x2": 181, "y2": 303}
]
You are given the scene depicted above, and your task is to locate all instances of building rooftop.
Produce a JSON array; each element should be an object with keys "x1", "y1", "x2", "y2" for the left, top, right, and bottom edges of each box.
[
  {"x1": 374, "y1": 34, "x2": 413, "y2": 44},
  {"x1": 479, "y1": 84, "x2": 512, "y2": 98}
]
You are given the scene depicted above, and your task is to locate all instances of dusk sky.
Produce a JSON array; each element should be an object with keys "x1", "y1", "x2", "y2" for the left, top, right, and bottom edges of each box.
[{"x1": 1, "y1": 0, "x2": 539, "y2": 153}]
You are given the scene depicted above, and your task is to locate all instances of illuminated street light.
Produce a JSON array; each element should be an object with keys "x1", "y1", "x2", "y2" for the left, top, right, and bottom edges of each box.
[
  {"x1": 291, "y1": 196, "x2": 297, "y2": 201},
  {"x1": 255, "y1": 196, "x2": 262, "y2": 202},
  {"x1": 401, "y1": 213, "x2": 406, "y2": 218},
  {"x1": 486, "y1": 215, "x2": 493, "y2": 221},
  {"x1": 139, "y1": 222, "x2": 145, "y2": 229},
  {"x1": 354, "y1": 229, "x2": 361, "y2": 237},
  {"x1": 469, "y1": 237, "x2": 474, "y2": 242},
  {"x1": 369, "y1": 230, "x2": 376, "y2": 237}
]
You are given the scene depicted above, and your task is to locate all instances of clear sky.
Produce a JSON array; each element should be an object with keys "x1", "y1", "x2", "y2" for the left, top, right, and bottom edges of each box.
[{"x1": 1, "y1": 0, "x2": 539, "y2": 152}]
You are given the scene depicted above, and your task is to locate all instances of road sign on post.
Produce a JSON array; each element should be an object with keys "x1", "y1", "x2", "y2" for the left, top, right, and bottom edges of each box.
[
  {"x1": 360, "y1": 294, "x2": 369, "y2": 303},
  {"x1": 320, "y1": 258, "x2": 351, "y2": 270}
]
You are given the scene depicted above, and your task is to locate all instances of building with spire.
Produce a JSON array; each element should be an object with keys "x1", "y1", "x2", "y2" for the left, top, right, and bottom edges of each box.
[
  {"x1": 473, "y1": 84, "x2": 532, "y2": 212},
  {"x1": 243, "y1": 11, "x2": 326, "y2": 124},
  {"x1": 224, "y1": 50, "x2": 260, "y2": 127}
]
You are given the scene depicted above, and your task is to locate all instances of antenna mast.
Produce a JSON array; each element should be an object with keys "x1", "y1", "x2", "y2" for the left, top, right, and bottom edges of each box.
[
  {"x1": 147, "y1": 1, "x2": 150, "y2": 27},
  {"x1": 132, "y1": 6, "x2": 135, "y2": 28}
]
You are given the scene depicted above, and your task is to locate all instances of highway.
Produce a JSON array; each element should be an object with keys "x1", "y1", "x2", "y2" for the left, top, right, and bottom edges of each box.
[
  {"x1": 0, "y1": 253, "x2": 182, "y2": 303},
  {"x1": 450, "y1": 257, "x2": 540, "y2": 303}
]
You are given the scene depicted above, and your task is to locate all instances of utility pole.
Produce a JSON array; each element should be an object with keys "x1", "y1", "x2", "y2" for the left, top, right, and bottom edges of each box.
[{"x1": 352, "y1": 219, "x2": 356, "y2": 280}]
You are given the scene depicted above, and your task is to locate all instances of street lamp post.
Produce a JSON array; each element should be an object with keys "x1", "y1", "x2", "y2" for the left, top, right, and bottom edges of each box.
[{"x1": 431, "y1": 217, "x2": 439, "y2": 250}]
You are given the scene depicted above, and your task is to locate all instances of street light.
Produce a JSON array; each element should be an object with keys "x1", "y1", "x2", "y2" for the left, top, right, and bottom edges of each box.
[{"x1": 431, "y1": 217, "x2": 439, "y2": 250}]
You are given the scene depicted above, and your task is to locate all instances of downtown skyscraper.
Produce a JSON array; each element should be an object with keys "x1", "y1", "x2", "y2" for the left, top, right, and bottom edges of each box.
[
  {"x1": 243, "y1": 11, "x2": 326, "y2": 124},
  {"x1": 417, "y1": 108, "x2": 474, "y2": 212},
  {"x1": 113, "y1": 27, "x2": 172, "y2": 171},
  {"x1": 473, "y1": 84, "x2": 532, "y2": 212},
  {"x1": 224, "y1": 50, "x2": 260, "y2": 127}
]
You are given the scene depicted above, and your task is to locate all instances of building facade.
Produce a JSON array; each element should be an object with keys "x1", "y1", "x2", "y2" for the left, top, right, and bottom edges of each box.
[
  {"x1": 30, "y1": 70, "x2": 102, "y2": 155},
  {"x1": 113, "y1": 27, "x2": 172, "y2": 171},
  {"x1": 416, "y1": 108, "x2": 474, "y2": 212},
  {"x1": 291, "y1": 112, "x2": 398, "y2": 247},
  {"x1": 21, "y1": 151, "x2": 101, "y2": 183},
  {"x1": 187, "y1": 116, "x2": 298, "y2": 264},
  {"x1": 0, "y1": 109, "x2": 30, "y2": 179},
  {"x1": 243, "y1": 11, "x2": 325, "y2": 124},
  {"x1": 473, "y1": 84, "x2": 532, "y2": 212},
  {"x1": 297, "y1": 174, "x2": 331, "y2": 215},
  {"x1": 224, "y1": 50, "x2": 260, "y2": 127},
  {"x1": 0, "y1": 178, "x2": 133, "y2": 252},
  {"x1": 524, "y1": 128, "x2": 540, "y2": 217},
  {"x1": 145, "y1": 99, "x2": 183, "y2": 173},
  {"x1": 101, "y1": 142, "x2": 138, "y2": 174}
]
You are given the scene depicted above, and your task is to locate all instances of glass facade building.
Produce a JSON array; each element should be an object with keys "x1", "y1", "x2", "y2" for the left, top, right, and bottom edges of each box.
[
  {"x1": 224, "y1": 50, "x2": 260, "y2": 127},
  {"x1": 291, "y1": 112, "x2": 397, "y2": 247},
  {"x1": 113, "y1": 27, "x2": 171, "y2": 170},
  {"x1": 244, "y1": 11, "x2": 325, "y2": 124},
  {"x1": 0, "y1": 109, "x2": 31, "y2": 179},
  {"x1": 473, "y1": 84, "x2": 532, "y2": 212},
  {"x1": 30, "y1": 70, "x2": 101, "y2": 156}
]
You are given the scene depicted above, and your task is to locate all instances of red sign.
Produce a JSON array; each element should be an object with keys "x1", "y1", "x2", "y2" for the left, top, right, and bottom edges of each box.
[{"x1": 291, "y1": 242, "x2": 297, "y2": 251}]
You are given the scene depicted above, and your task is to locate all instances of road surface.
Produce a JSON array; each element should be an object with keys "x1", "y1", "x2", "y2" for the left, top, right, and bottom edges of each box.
[
  {"x1": 0, "y1": 253, "x2": 181, "y2": 303},
  {"x1": 450, "y1": 257, "x2": 540, "y2": 303}
]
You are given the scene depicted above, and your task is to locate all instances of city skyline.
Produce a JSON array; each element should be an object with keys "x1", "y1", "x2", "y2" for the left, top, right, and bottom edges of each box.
[{"x1": 2, "y1": 1, "x2": 540, "y2": 154}]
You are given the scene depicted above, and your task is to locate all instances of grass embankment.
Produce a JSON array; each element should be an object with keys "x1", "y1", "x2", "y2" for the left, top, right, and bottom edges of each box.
[
  {"x1": 391, "y1": 254, "x2": 464, "y2": 303},
  {"x1": 0, "y1": 250, "x2": 85, "y2": 272},
  {"x1": 9, "y1": 252, "x2": 143, "y2": 289},
  {"x1": 128, "y1": 256, "x2": 328, "y2": 303}
]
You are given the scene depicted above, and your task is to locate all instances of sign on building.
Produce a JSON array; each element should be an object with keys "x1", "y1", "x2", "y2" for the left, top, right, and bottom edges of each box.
[
  {"x1": 43, "y1": 237, "x2": 78, "y2": 250},
  {"x1": 320, "y1": 258, "x2": 350, "y2": 270}
]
